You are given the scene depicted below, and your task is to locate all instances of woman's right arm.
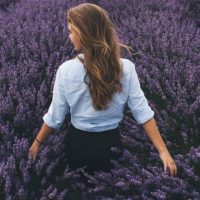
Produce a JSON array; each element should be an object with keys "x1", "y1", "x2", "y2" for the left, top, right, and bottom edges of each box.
[
  {"x1": 127, "y1": 60, "x2": 154, "y2": 125},
  {"x1": 142, "y1": 117, "x2": 177, "y2": 176}
]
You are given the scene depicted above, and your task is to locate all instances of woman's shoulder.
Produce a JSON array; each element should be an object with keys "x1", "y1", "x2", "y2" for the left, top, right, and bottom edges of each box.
[
  {"x1": 58, "y1": 56, "x2": 81, "y2": 71},
  {"x1": 58, "y1": 56, "x2": 86, "y2": 81},
  {"x1": 120, "y1": 57, "x2": 135, "y2": 75},
  {"x1": 120, "y1": 57, "x2": 135, "y2": 66}
]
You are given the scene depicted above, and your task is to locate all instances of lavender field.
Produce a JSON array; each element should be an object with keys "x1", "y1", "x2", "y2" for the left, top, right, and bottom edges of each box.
[{"x1": 0, "y1": 0, "x2": 200, "y2": 199}]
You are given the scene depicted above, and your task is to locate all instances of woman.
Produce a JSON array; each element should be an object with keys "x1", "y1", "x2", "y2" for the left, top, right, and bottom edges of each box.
[{"x1": 29, "y1": 3, "x2": 177, "y2": 177}]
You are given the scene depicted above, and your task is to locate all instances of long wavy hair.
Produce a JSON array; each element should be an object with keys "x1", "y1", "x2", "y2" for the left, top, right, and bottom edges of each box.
[{"x1": 66, "y1": 3, "x2": 133, "y2": 111}]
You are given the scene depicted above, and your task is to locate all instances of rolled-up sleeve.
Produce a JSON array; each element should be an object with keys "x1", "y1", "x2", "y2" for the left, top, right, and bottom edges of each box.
[
  {"x1": 127, "y1": 61, "x2": 154, "y2": 124},
  {"x1": 43, "y1": 67, "x2": 70, "y2": 129}
]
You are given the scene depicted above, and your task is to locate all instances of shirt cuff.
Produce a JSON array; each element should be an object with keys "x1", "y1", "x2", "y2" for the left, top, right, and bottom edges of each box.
[
  {"x1": 135, "y1": 110, "x2": 155, "y2": 125},
  {"x1": 43, "y1": 113, "x2": 61, "y2": 130}
]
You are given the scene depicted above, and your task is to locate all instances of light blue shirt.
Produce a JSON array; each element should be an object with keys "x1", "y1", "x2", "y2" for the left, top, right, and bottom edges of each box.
[{"x1": 43, "y1": 53, "x2": 155, "y2": 132}]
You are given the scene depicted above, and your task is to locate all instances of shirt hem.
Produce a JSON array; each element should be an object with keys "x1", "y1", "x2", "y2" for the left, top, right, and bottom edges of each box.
[{"x1": 71, "y1": 120, "x2": 119, "y2": 132}]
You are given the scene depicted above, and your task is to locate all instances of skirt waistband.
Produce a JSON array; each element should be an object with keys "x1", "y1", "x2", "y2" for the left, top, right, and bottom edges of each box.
[{"x1": 65, "y1": 123, "x2": 122, "y2": 148}]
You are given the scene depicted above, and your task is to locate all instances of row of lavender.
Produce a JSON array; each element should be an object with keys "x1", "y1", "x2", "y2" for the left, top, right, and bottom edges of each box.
[{"x1": 0, "y1": 0, "x2": 200, "y2": 199}]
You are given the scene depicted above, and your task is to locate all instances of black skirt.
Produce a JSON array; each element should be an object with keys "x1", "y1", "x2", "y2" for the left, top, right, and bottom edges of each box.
[{"x1": 64, "y1": 123, "x2": 123, "y2": 174}]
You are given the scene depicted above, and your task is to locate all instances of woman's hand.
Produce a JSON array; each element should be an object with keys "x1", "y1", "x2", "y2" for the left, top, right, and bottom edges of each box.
[
  {"x1": 159, "y1": 150, "x2": 177, "y2": 176},
  {"x1": 29, "y1": 140, "x2": 41, "y2": 161}
]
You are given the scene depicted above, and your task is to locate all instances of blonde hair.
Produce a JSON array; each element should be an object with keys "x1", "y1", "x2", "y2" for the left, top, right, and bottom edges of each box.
[{"x1": 67, "y1": 3, "x2": 134, "y2": 111}]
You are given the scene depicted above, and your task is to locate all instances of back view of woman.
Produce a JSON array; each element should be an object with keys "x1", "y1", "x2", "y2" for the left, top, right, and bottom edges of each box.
[{"x1": 29, "y1": 3, "x2": 177, "y2": 180}]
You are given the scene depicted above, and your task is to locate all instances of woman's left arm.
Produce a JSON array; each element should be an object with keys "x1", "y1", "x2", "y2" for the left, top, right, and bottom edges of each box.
[{"x1": 142, "y1": 117, "x2": 177, "y2": 176}]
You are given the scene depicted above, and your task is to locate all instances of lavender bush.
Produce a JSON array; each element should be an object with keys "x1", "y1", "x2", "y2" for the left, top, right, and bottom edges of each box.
[
  {"x1": 0, "y1": 0, "x2": 18, "y2": 9},
  {"x1": 180, "y1": 0, "x2": 200, "y2": 27},
  {"x1": 0, "y1": 0, "x2": 200, "y2": 199}
]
